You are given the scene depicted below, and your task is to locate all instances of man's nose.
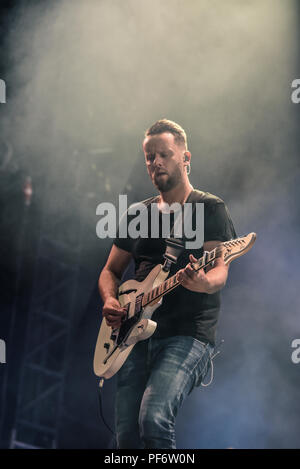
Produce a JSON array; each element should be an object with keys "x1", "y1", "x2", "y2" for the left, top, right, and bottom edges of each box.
[{"x1": 152, "y1": 154, "x2": 163, "y2": 166}]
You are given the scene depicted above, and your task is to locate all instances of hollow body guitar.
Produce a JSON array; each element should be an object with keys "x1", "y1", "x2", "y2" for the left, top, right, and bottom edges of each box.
[{"x1": 93, "y1": 232, "x2": 256, "y2": 380}]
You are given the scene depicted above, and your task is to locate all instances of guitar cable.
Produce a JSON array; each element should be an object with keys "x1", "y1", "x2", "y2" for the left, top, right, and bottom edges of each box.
[
  {"x1": 97, "y1": 378, "x2": 117, "y2": 444},
  {"x1": 201, "y1": 339, "x2": 224, "y2": 387}
]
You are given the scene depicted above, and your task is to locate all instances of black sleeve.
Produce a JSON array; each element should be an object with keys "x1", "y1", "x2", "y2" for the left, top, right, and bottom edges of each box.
[
  {"x1": 113, "y1": 210, "x2": 134, "y2": 253},
  {"x1": 204, "y1": 201, "x2": 237, "y2": 242},
  {"x1": 113, "y1": 236, "x2": 133, "y2": 253}
]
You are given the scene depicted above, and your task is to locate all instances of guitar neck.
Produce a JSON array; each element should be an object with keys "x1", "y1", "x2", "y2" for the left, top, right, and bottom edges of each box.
[
  {"x1": 141, "y1": 232, "x2": 257, "y2": 308},
  {"x1": 142, "y1": 247, "x2": 218, "y2": 307}
]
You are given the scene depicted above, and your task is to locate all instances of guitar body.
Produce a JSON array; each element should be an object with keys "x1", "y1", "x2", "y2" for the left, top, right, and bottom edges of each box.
[{"x1": 93, "y1": 264, "x2": 169, "y2": 379}]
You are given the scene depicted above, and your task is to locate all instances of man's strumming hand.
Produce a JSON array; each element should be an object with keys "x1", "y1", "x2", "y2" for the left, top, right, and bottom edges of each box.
[{"x1": 102, "y1": 297, "x2": 127, "y2": 328}]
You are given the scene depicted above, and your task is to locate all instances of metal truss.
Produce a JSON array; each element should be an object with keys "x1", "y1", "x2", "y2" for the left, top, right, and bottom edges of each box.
[{"x1": 10, "y1": 203, "x2": 82, "y2": 449}]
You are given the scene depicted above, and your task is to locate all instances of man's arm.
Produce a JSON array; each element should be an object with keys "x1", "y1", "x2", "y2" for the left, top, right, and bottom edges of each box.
[
  {"x1": 177, "y1": 240, "x2": 229, "y2": 294},
  {"x1": 99, "y1": 245, "x2": 132, "y2": 328}
]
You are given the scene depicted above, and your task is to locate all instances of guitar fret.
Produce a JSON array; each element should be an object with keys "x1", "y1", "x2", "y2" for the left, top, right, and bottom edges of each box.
[{"x1": 208, "y1": 250, "x2": 215, "y2": 262}]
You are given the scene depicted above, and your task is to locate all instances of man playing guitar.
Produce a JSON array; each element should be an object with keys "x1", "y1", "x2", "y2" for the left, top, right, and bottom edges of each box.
[{"x1": 98, "y1": 119, "x2": 237, "y2": 449}]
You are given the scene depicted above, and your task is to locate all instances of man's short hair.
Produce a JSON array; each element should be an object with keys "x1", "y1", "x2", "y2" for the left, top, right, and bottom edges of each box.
[{"x1": 144, "y1": 119, "x2": 187, "y2": 148}]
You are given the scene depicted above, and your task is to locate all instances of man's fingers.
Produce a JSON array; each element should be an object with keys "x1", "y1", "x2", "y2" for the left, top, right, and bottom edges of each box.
[
  {"x1": 103, "y1": 308, "x2": 126, "y2": 318},
  {"x1": 105, "y1": 318, "x2": 123, "y2": 328},
  {"x1": 185, "y1": 265, "x2": 197, "y2": 278},
  {"x1": 177, "y1": 269, "x2": 191, "y2": 285},
  {"x1": 189, "y1": 254, "x2": 197, "y2": 262},
  {"x1": 105, "y1": 315, "x2": 122, "y2": 327},
  {"x1": 107, "y1": 310, "x2": 126, "y2": 317}
]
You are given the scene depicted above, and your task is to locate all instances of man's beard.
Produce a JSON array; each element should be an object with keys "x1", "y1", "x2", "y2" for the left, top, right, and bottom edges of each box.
[{"x1": 154, "y1": 165, "x2": 182, "y2": 192}]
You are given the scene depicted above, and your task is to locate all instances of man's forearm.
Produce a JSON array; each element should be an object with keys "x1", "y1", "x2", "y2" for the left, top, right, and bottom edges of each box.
[
  {"x1": 98, "y1": 269, "x2": 121, "y2": 303},
  {"x1": 205, "y1": 265, "x2": 228, "y2": 294}
]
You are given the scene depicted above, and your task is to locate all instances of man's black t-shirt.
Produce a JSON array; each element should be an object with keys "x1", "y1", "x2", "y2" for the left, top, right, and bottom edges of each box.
[{"x1": 113, "y1": 189, "x2": 237, "y2": 346}]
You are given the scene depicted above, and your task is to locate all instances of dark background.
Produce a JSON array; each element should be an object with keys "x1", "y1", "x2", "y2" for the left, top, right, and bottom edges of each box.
[{"x1": 0, "y1": 0, "x2": 300, "y2": 449}]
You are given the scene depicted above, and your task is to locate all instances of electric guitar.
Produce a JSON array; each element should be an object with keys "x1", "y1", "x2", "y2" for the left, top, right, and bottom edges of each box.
[{"x1": 93, "y1": 232, "x2": 256, "y2": 380}]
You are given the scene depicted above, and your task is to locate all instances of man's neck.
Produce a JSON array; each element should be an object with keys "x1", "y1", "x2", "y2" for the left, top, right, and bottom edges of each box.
[{"x1": 157, "y1": 180, "x2": 194, "y2": 208}]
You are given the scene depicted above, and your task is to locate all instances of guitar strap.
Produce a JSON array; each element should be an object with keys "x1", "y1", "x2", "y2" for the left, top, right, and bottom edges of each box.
[{"x1": 163, "y1": 189, "x2": 206, "y2": 271}]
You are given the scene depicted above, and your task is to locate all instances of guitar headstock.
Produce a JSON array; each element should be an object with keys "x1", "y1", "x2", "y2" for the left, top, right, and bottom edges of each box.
[
  {"x1": 221, "y1": 232, "x2": 256, "y2": 265},
  {"x1": 189, "y1": 232, "x2": 256, "y2": 272}
]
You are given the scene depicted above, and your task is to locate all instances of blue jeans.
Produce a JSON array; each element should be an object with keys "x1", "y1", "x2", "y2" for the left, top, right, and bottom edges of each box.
[{"x1": 115, "y1": 335, "x2": 214, "y2": 449}]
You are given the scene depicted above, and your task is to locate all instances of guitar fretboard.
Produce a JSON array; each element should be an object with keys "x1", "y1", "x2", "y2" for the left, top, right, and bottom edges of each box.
[{"x1": 142, "y1": 247, "x2": 218, "y2": 307}]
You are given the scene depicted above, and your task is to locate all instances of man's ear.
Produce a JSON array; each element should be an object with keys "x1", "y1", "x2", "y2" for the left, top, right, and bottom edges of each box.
[{"x1": 183, "y1": 151, "x2": 191, "y2": 163}]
